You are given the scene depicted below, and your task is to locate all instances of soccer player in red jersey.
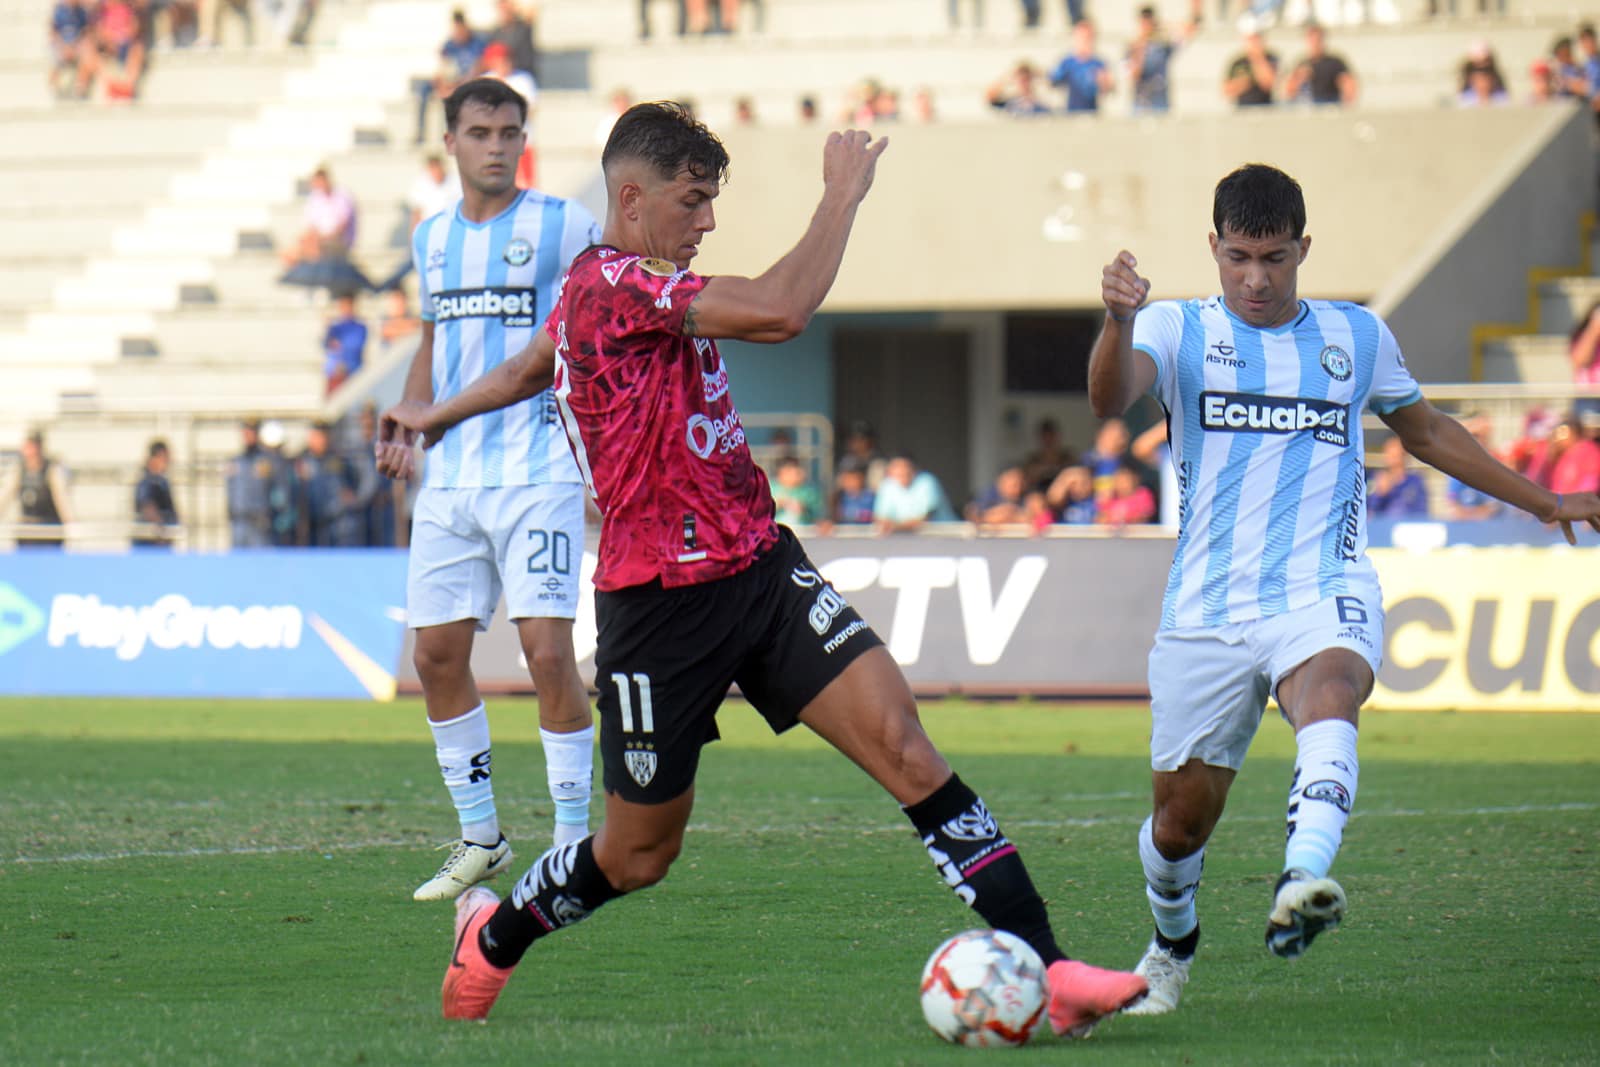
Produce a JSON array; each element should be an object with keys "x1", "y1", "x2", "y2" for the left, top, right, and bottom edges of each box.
[{"x1": 380, "y1": 102, "x2": 1146, "y2": 1032}]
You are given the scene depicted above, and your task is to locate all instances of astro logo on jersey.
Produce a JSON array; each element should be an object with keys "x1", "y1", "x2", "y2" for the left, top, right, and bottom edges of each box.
[
  {"x1": 1200, "y1": 391, "x2": 1349, "y2": 447},
  {"x1": 432, "y1": 287, "x2": 538, "y2": 327}
]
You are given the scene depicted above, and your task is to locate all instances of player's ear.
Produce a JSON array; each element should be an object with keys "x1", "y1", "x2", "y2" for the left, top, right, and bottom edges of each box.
[
  {"x1": 1298, "y1": 235, "x2": 1311, "y2": 263},
  {"x1": 618, "y1": 181, "x2": 643, "y2": 221}
]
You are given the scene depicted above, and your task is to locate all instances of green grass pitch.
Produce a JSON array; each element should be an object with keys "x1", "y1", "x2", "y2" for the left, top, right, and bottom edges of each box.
[{"x1": 1, "y1": 697, "x2": 1596, "y2": 1066}]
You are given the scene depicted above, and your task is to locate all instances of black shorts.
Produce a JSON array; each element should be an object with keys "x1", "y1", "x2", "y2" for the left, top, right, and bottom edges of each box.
[{"x1": 593, "y1": 526, "x2": 883, "y2": 804}]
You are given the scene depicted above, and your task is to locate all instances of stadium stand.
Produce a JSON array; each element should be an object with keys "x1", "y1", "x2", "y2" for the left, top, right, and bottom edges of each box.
[{"x1": 0, "y1": 0, "x2": 1595, "y2": 547}]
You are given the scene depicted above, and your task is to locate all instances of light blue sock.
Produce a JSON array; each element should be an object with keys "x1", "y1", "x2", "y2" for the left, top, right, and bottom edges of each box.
[
  {"x1": 1284, "y1": 719, "x2": 1359, "y2": 879},
  {"x1": 1139, "y1": 816, "x2": 1203, "y2": 941},
  {"x1": 430, "y1": 704, "x2": 498, "y2": 845},
  {"x1": 541, "y1": 725, "x2": 595, "y2": 847}
]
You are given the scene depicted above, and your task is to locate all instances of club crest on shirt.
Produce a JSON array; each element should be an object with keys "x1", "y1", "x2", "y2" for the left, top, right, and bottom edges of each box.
[
  {"x1": 1319, "y1": 345, "x2": 1353, "y2": 381},
  {"x1": 503, "y1": 238, "x2": 533, "y2": 267},
  {"x1": 638, "y1": 257, "x2": 676, "y2": 276},
  {"x1": 427, "y1": 248, "x2": 447, "y2": 272}
]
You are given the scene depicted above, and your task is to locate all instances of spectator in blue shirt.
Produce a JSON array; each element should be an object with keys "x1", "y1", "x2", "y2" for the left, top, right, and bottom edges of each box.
[
  {"x1": 48, "y1": 0, "x2": 92, "y2": 97},
  {"x1": 323, "y1": 292, "x2": 369, "y2": 394},
  {"x1": 874, "y1": 455, "x2": 955, "y2": 534},
  {"x1": 1050, "y1": 19, "x2": 1114, "y2": 114},
  {"x1": 413, "y1": 10, "x2": 485, "y2": 144},
  {"x1": 1368, "y1": 435, "x2": 1430, "y2": 518},
  {"x1": 1126, "y1": 5, "x2": 1195, "y2": 114},
  {"x1": 1579, "y1": 24, "x2": 1600, "y2": 101}
]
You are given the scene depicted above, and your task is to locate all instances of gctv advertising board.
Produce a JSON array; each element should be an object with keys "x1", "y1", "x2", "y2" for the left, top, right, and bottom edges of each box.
[{"x1": 0, "y1": 550, "x2": 408, "y2": 699}]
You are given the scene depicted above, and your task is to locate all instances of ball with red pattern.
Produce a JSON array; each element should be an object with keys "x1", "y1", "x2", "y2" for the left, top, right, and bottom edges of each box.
[{"x1": 919, "y1": 929, "x2": 1047, "y2": 1048}]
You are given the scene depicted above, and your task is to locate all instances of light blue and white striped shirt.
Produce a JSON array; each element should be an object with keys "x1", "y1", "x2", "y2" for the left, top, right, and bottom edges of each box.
[
  {"x1": 1134, "y1": 297, "x2": 1423, "y2": 630},
  {"x1": 414, "y1": 189, "x2": 600, "y2": 489}
]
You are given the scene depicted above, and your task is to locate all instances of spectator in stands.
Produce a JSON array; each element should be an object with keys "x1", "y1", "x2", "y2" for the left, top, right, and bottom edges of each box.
[
  {"x1": 1, "y1": 431, "x2": 73, "y2": 549},
  {"x1": 490, "y1": 0, "x2": 538, "y2": 81},
  {"x1": 1283, "y1": 23, "x2": 1358, "y2": 106},
  {"x1": 1367, "y1": 435, "x2": 1429, "y2": 517},
  {"x1": 909, "y1": 87, "x2": 937, "y2": 123},
  {"x1": 154, "y1": 0, "x2": 201, "y2": 48},
  {"x1": 1571, "y1": 300, "x2": 1600, "y2": 421},
  {"x1": 1528, "y1": 58, "x2": 1557, "y2": 104},
  {"x1": 132, "y1": 439, "x2": 179, "y2": 547},
  {"x1": 297, "y1": 422, "x2": 361, "y2": 547},
  {"x1": 1457, "y1": 65, "x2": 1510, "y2": 107},
  {"x1": 48, "y1": 0, "x2": 93, "y2": 98},
  {"x1": 1131, "y1": 419, "x2": 1179, "y2": 528},
  {"x1": 831, "y1": 456, "x2": 876, "y2": 525},
  {"x1": 1223, "y1": 20, "x2": 1278, "y2": 108},
  {"x1": 948, "y1": 0, "x2": 983, "y2": 30},
  {"x1": 1050, "y1": 19, "x2": 1115, "y2": 114},
  {"x1": 261, "y1": 420, "x2": 300, "y2": 546},
  {"x1": 1551, "y1": 36, "x2": 1588, "y2": 101},
  {"x1": 1096, "y1": 459, "x2": 1157, "y2": 526},
  {"x1": 874, "y1": 455, "x2": 955, "y2": 533},
  {"x1": 967, "y1": 466, "x2": 1030, "y2": 526},
  {"x1": 1455, "y1": 40, "x2": 1506, "y2": 104},
  {"x1": 1080, "y1": 416, "x2": 1132, "y2": 499},
  {"x1": 1045, "y1": 464, "x2": 1097, "y2": 524},
  {"x1": 379, "y1": 286, "x2": 422, "y2": 353},
  {"x1": 685, "y1": 0, "x2": 742, "y2": 34},
  {"x1": 986, "y1": 61, "x2": 1054, "y2": 116},
  {"x1": 341, "y1": 404, "x2": 398, "y2": 547},
  {"x1": 1021, "y1": 0, "x2": 1085, "y2": 31},
  {"x1": 413, "y1": 10, "x2": 485, "y2": 145},
  {"x1": 798, "y1": 94, "x2": 819, "y2": 123},
  {"x1": 1442, "y1": 414, "x2": 1502, "y2": 521},
  {"x1": 733, "y1": 96, "x2": 758, "y2": 125},
  {"x1": 1020, "y1": 417, "x2": 1071, "y2": 492},
  {"x1": 323, "y1": 291, "x2": 369, "y2": 394},
  {"x1": 282, "y1": 166, "x2": 357, "y2": 269},
  {"x1": 81, "y1": 0, "x2": 146, "y2": 101},
  {"x1": 407, "y1": 154, "x2": 459, "y2": 233},
  {"x1": 839, "y1": 420, "x2": 887, "y2": 490},
  {"x1": 481, "y1": 41, "x2": 539, "y2": 187},
  {"x1": 1126, "y1": 4, "x2": 1195, "y2": 115},
  {"x1": 1504, "y1": 407, "x2": 1557, "y2": 480},
  {"x1": 1579, "y1": 24, "x2": 1600, "y2": 103},
  {"x1": 1533, "y1": 412, "x2": 1600, "y2": 496},
  {"x1": 771, "y1": 457, "x2": 824, "y2": 526},
  {"x1": 596, "y1": 87, "x2": 633, "y2": 146},
  {"x1": 226, "y1": 419, "x2": 272, "y2": 547}
]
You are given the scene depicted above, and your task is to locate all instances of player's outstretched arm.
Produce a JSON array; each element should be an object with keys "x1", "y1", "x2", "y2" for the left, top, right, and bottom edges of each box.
[
  {"x1": 1383, "y1": 398, "x2": 1600, "y2": 544},
  {"x1": 383, "y1": 331, "x2": 558, "y2": 450},
  {"x1": 683, "y1": 129, "x2": 889, "y2": 344},
  {"x1": 1088, "y1": 250, "x2": 1156, "y2": 418},
  {"x1": 375, "y1": 320, "x2": 437, "y2": 479}
]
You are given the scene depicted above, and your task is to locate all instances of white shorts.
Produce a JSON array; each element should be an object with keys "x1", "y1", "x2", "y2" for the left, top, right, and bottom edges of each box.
[
  {"x1": 1147, "y1": 590, "x2": 1384, "y2": 773},
  {"x1": 407, "y1": 485, "x2": 587, "y2": 629}
]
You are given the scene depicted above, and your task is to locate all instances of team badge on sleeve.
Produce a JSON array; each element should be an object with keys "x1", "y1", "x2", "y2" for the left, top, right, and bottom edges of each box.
[{"x1": 638, "y1": 258, "x2": 676, "y2": 276}]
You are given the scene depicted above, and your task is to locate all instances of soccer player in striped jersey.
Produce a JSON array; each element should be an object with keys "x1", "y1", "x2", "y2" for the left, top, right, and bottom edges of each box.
[
  {"x1": 384, "y1": 102, "x2": 1147, "y2": 1033},
  {"x1": 395, "y1": 78, "x2": 603, "y2": 902},
  {"x1": 1091, "y1": 163, "x2": 1600, "y2": 1014}
]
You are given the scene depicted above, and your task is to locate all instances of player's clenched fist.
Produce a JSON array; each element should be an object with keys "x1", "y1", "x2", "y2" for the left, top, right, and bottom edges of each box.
[
  {"x1": 1102, "y1": 250, "x2": 1150, "y2": 323},
  {"x1": 823, "y1": 129, "x2": 889, "y2": 200}
]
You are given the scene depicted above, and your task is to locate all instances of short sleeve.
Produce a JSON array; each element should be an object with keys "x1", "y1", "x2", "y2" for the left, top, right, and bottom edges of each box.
[
  {"x1": 547, "y1": 251, "x2": 709, "y2": 348},
  {"x1": 1131, "y1": 300, "x2": 1183, "y2": 413},
  {"x1": 413, "y1": 215, "x2": 436, "y2": 322},
  {"x1": 1367, "y1": 315, "x2": 1423, "y2": 415}
]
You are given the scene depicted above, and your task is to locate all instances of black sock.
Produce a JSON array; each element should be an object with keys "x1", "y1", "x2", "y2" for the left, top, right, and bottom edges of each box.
[
  {"x1": 479, "y1": 836, "x2": 623, "y2": 968},
  {"x1": 903, "y1": 773, "x2": 1066, "y2": 966},
  {"x1": 1154, "y1": 923, "x2": 1200, "y2": 960}
]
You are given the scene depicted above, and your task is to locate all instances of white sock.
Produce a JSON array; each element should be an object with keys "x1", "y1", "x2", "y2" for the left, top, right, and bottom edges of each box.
[
  {"x1": 1139, "y1": 815, "x2": 1203, "y2": 942},
  {"x1": 1283, "y1": 719, "x2": 1359, "y2": 880},
  {"x1": 429, "y1": 704, "x2": 498, "y2": 846},
  {"x1": 541, "y1": 725, "x2": 595, "y2": 847}
]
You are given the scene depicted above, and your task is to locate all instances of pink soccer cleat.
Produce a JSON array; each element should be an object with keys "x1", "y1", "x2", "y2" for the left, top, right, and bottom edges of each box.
[
  {"x1": 1045, "y1": 959, "x2": 1148, "y2": 1038},
  {"x1": 441, "y1": 886, "x2": 515, "y2": 1020}
]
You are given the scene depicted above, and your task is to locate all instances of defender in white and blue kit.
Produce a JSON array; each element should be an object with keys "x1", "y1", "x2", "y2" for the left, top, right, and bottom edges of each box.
[
  {"x1": 398, "y1": 78, "x2": 602, "y2": 903},
  {"x1": 1089, "y1": 163, "x2": 1600, "y2": 1014}
]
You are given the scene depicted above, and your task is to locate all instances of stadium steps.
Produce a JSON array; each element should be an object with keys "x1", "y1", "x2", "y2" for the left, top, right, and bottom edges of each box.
[
  {"x1": 1480, "y1": 334, "x2": 1576, "y2": 383},
  {"x1": 1538, "y1": 276, "x2": 1600, "y2": 338}
]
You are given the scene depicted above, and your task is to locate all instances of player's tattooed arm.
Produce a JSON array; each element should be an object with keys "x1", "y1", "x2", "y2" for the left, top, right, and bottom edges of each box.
[{"x1": 683, "y1": 296, "x2": 701, "y2": 337}]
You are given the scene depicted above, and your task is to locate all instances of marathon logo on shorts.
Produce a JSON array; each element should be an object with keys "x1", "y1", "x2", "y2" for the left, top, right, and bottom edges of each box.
[
  {"x1": 432, "y1": 287, "x2": 538, "y2": 327},
  {"x1": 1200, "y1": 391, "x2": 1349, "y2": 447}
]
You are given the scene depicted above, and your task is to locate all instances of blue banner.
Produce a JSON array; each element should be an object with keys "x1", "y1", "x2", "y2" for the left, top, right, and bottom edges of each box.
[{"x1": 0, "y1": 550, "x2": 409, "y2": 699}]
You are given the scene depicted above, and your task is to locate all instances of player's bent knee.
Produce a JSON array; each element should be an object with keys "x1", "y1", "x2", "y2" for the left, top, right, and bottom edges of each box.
[{"x1": 523, "y1": 643, "x2": 578, "y2": 684}]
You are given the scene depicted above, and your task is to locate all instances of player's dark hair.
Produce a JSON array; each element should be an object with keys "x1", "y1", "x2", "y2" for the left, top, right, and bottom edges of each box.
[
  {"x1": 1213, "y1": 163, "x2": 1306, "y2": 240},
  {"x1": 602, "y1": 102, "x2": 731, "y2": 185},
  {"x1": 444, "y1": 77, "x2": 528, "y2": 131}
]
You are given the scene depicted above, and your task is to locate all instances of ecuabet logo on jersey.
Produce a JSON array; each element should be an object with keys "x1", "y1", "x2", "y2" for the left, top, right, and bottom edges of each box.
[
  {"x1": 432, "y1": 287, "x2": 537, "y2": 327},
  {"x1": 1200, "y1": 391, "x2": 1349, "y2": 447},
  {"x1": 503, "y1": 238, "x2": 533, "y2": 267},
  {"x1": 1319, "y1": 345, "x2": 1353, "y2": 381}
]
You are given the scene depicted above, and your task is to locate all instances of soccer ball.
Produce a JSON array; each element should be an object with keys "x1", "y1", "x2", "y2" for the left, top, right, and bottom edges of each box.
[{"x1": 919, "y1": 929, "x2": 1047, "y2": 1048}]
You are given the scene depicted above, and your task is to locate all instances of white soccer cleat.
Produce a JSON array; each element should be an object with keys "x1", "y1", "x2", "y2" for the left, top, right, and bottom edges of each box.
[
  {"x1": 413, "y1": 835, "x2": 513, "y2": 902},
  {"x1": 1266, "y1": 869, "x2": 1345, "y2": 959},
  {"x1": 1122, "y1": 939, "x2": 1193, "y2": 1016}
]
